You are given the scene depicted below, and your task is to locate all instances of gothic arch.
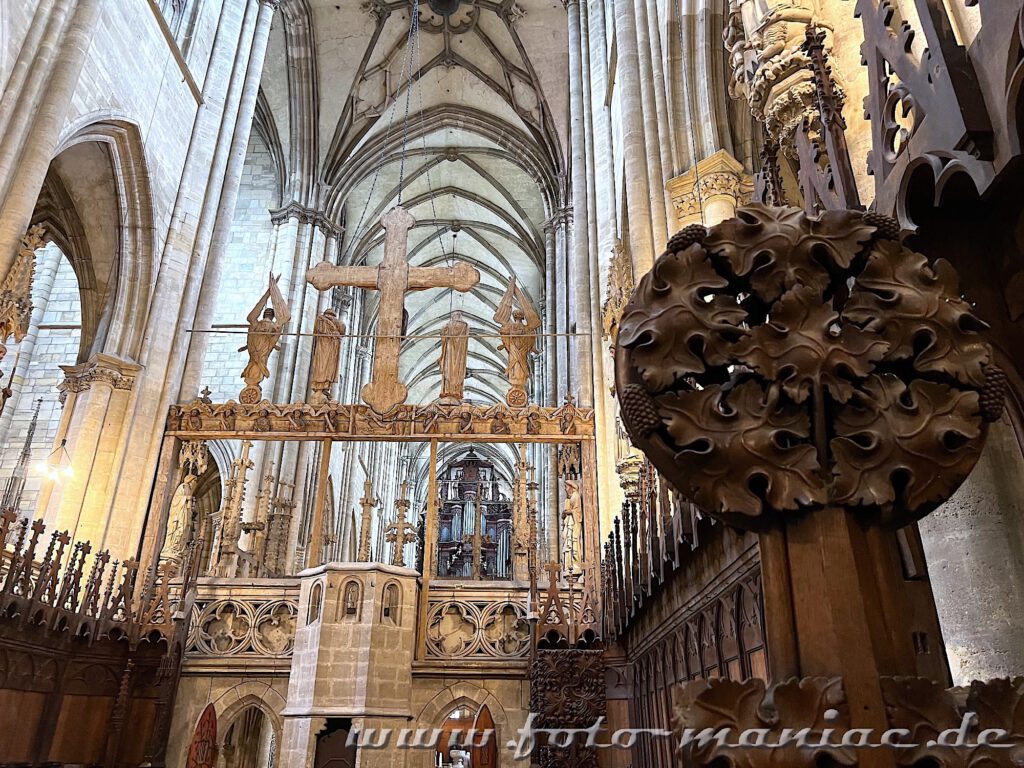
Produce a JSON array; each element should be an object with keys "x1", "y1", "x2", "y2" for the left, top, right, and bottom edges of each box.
[
  {"x1": 44, "y1": 116, "x2": 157, "y2": 362},
  {"x1": 210, "y1": 685, "x2": 287, "y2": 757},
  {"x1": 412, "y1": 684, "x2": 511, "y2": 768}
]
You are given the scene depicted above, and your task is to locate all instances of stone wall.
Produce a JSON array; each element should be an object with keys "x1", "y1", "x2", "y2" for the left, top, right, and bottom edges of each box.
[
  {"x1": 920, "y1": 417, "x2": 1024, "y2": 684},
  {"x1": 201, "y1": 134, "x2": 281, "y2": 402},
  {"x1": 0, "y1": 243, "x2": 81, "y2": 516}
]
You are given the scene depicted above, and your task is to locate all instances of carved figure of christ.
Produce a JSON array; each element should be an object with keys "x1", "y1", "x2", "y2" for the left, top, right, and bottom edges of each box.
[{"x1": 306, "y1": 206, "x2": 480, "y2": 412}]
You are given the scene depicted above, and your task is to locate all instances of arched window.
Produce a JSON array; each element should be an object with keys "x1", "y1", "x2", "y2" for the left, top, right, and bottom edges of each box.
[
  {"x1": 342, "y1": 580, "x2": 361, "y2": 621},
  {"x1": 307, "y1": 582, "x2": 323, "y2": 625},
  {"x1": 382, "y1": 582, "x2": 400, "y2": 624}
]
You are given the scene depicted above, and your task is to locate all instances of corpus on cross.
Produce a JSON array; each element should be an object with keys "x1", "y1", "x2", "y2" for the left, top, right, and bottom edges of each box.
[{"x1": 306, "y1": 205, "x2": 480, "y2": 413}]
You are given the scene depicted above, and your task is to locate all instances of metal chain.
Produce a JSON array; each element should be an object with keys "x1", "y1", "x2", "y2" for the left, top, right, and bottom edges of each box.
[
  {"x1": 396, "y1": 6, "x2": 420, "y2": 205},
  {"x1": 349, "y1": 5, "x2": 421, "y2": 258}
]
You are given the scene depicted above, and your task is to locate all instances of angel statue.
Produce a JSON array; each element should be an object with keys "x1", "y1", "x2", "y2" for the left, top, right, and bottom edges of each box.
[
  {"x1": 239, "y1": 273, "x2": 291, "y2": 403},
  {"x1": 493, "y1": 278, "x2": 541, "y2": 407}
]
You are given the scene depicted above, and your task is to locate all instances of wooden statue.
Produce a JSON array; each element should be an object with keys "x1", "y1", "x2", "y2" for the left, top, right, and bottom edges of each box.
[
  {"x1": 306, "y1": 206, "x2": 480, "y2": 413},
  {"x1": 494, "y1": 278, "x2": 541, "y2": 407},
  {"x1": 438, "y1": 310, "x2": 470, "y2": 403},
  {"x1": 560, "y1": 479, "x2": 583, "y2": 574},
  {"x1": 309, "y1": 308, "x2": 346, "y2": 404},
  {"x1": 239, "y1": 273, "x2": 290, "y2": 404}
]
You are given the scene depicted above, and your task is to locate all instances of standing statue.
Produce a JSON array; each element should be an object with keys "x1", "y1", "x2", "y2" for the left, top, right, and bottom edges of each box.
[
  {"x1": 494, "y1": 278, "x2": 541, "y2": 407},
  {"x1": 0, "y1": 371, "x2": 12, "y2": 419},
  {"x1": 561, "y1": 479, "x2": 583, "y2": 574},
  {"x1": 161, "y1": 473, "x2": 198, "y2": 561},
  {"x1": 438, "y1": 310, "x2": 470, "y2": 403},
  {"x1": 310, "y1": 307, "x2": 346, "y2": 403},
  {"x1": 239, "y1": 273, "x2": 291, "y2": 404}
]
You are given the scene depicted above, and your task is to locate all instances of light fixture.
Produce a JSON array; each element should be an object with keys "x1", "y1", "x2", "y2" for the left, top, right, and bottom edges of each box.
[
  {"x1": 33, "y1": 438, "x2": 72, "y2": 483},
  {"x1": 427, "y1": 0, "x2": 463, "y2": 16}
]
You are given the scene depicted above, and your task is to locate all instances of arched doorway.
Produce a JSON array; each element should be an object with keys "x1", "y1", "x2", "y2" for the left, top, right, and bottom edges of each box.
[
  {"x1": 219, "y1": 705, "x2": 275, "y2": 768},
  {"x1": 314, "y1": 718, "x2": 357, "y2": 768},
  {"x1": 435, "y1": 704, "x2": 498, "y2": 767},
  {"x1": 472, "y1": 706, "x2": 497, "y2": 768},
  {"x1": 186, "y1": 704, "x2": 218, "y2": 768}
]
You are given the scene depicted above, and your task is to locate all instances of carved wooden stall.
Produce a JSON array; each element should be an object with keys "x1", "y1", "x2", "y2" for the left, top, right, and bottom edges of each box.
[
  {"x1": 0, "y1": 511, "x2": 193, "y2": 767},
  {"x1": 615, "y1": 202, "x2": 1010, "y2": 767},
  {"x1": 856, "y1": 0, "x2": 1024, "y2": 420}
]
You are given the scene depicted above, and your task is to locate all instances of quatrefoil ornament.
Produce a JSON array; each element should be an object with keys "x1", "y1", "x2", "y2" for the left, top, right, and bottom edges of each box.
[{"x1": 615, "y1": 204, "x2": 1003, "y2": 531}]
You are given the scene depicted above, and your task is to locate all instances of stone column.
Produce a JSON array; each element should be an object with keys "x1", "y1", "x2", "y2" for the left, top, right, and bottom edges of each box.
[
  {"x1": 612, "y1": 0, "x2": 656, "y2": 276},
  {"x1": 632, "y1": 0, "x2": 668, "y2": 250},
  {"x1": 638, "y1": 0, "x2": 674, "y2": 230},
  {"x1": 919, "y1": 417, "x2": 1024, "y2": 684},
  {"x1": 97, "y1": 0, "x2": 268, "y2": 564},
  {"x1": 46, "y1": 353, "x2": 141, "y2": 546},
  {"x1": 585, "y1": 0, "x2": 626, "y2": 525},
  {"x1": 666, "y1": 150, "x2": 754, "y2": 230},
  {"x1": 0, "y1": 0, "x2": 65, "y2": 159},
  {"x1": 178, "y1": 0, "x2": 281, "y2": 400},
  {"x1": 0, "y1": 0, "x2": 105, "y2": 278},
  {"x1": 565, "y1": 0, "x2": 594, "y2": 404}
]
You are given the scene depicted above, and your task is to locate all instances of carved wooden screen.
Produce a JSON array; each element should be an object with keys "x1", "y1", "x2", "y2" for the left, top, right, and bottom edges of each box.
[{"x1": 186, "y1": 704, "x2": 218, "y2": 768}]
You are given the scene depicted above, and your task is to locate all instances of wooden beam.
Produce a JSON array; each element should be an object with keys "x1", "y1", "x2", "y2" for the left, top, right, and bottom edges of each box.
[{"x1": 307, "y1": 440, "x2": 333, "y2": 566}]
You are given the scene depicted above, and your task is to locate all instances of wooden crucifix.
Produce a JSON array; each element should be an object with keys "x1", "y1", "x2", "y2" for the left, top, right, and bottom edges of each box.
[{"x1": 306, "y1": 206, "x2": 480, "y2": 413}]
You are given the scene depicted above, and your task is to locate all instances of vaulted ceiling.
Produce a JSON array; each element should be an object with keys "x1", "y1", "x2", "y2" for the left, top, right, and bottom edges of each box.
[{"x1": 260, "y1": 0, "x2": 569, "y2": 404}]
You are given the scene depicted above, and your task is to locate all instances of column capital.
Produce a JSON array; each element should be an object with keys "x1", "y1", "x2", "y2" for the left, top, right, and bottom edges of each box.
[
  {"x1": 667, "y1": 150, "x2": 754, "y2": 229},
  {"x1": 269, "y1": 201, "x2": 344, "y2": 240},
  {"x1": 257, "y1": 0, "x2": 282, "y2": 10},
  {"x1": 58, "y1": 353, "x2": 142, "y2": 399}
]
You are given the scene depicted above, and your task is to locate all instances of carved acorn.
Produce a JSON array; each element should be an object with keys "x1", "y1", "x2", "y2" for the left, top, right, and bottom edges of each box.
[{"x1": 615, "y1": 204, "x2": 997, "y2": 531}]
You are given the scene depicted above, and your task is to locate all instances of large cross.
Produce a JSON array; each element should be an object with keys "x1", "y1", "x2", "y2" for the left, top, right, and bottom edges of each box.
[{"x1": 306, "y1": 206, "x2": 480, "y2": 412}]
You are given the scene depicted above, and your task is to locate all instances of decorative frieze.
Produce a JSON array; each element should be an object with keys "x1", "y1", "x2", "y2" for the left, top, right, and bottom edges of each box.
[
  {"x1": 424, "y1": 598, "x2": 531, "y2": 659},
  {"x1": 188, "y1": 597, "x2": 299, "y2": 657}
]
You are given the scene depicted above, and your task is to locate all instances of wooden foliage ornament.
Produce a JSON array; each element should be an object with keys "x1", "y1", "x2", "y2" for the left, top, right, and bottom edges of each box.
[{"x1": 615, "y1": 204, "x2": 1000, "y2": 531}]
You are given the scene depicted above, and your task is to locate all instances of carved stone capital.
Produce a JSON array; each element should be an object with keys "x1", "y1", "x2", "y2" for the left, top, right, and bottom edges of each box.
[
  {"x1": 269, "y1": 201, "x2": 344, "y2": 240},
  {"x1": 667, "y1": 150, "x2": 754, "y2": 229},
  {"x1": 58, "y1": 353, "x2": 141, "y2": 397}
]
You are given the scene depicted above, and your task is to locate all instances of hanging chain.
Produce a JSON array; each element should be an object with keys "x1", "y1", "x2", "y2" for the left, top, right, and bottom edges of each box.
[
  {"x1": 396, "y1": 5, "x2": 420, "y2": 205},
  {"x1": 349, "y1": 3, "x2": 421, "y2": 258}
]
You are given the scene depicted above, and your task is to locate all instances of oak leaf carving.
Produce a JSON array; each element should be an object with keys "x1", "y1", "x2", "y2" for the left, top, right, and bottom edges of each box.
[
  {"x1": 735, "y1": 285, "x2": 889, "y2": 403},
  {"x1": 831, "y1": 374, "x2": 982, "y2": 513},
  {"x1": 703, "y1": 205, "x2": 876, "y2": 302},
  {"x1": 674, "y1": 677, "x2": 855, "y2": 768},
  {"x1": 844, "y1": 242, "x2": 990, "y2": 387},
  {"x1": 618, "y1": 244, "x2": 746, "y2": 392},
  {"x1": 656, "y1": 381, "x2": 825, "y2": 518}
]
